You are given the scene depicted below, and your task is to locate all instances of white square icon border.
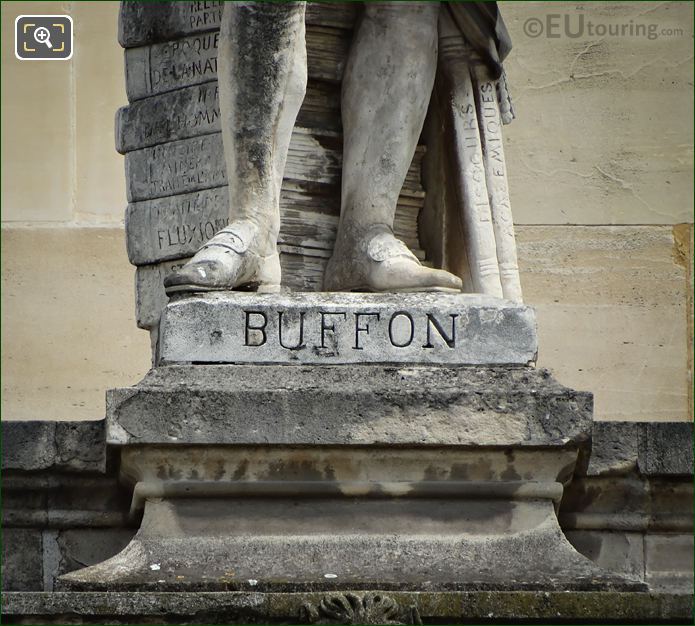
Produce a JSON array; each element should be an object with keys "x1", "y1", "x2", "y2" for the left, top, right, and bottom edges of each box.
[{"x1": 15, "y1": 14, "x2": 74, "y2": 61}]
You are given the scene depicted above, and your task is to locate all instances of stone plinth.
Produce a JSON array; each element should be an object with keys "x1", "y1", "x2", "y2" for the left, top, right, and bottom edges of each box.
[
  {"x1": 61, "y1": 361, "x2": 643, "y2": 593},
  {"x1": 157, "y1": 292, "x2": 537, "y2": 366},
  {"x1": 106, "y1": 365, "x2": 585, "y2": 447}
]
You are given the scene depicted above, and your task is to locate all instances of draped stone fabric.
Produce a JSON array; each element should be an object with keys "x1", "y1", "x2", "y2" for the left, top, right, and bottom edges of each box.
[
  {"x1": 446, "y1": 1, "x2": 514, "y2": 124},
  {"x1": 446, "y1": 1, "x2": 512, "y2": 79}
]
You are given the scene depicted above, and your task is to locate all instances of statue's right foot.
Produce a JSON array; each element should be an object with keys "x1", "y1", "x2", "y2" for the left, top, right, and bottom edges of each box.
[
  {"x1": 163, "y1": 220, "x2": 281, "y2": 296},
  {"x1": 323, "y1": 226, "x2": 463, "y2": 293}
]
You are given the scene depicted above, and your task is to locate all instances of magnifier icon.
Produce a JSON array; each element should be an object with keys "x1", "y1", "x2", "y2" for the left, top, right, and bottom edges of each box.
[{"x1": 34, "y1": 26, "x2": 52, "y2": 49}]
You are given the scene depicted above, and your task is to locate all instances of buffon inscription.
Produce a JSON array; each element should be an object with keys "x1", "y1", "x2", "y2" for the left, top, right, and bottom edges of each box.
[{"x1": 158, "y1": 293, "x2": 537, "y2": 366}]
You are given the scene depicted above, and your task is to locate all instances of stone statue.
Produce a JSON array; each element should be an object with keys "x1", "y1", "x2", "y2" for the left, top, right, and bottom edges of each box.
[
  {"x1": 55, "y1": 3, "x2": 642, "y2": 601},
  {"x1": 164, "y1": 1, "x2": 522, "y2": 299}
]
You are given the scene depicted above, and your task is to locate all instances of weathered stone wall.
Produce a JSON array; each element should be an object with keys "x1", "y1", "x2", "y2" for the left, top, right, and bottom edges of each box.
[
  {"x1": 1, "y1": 1, "x2": 693, "y2": 423},
  {"x1": 1, "y1": 421, "x2": 134, "y2": 592},
  {"x1": 562, "y1": 421, "x2": 694, "y2": 593}
]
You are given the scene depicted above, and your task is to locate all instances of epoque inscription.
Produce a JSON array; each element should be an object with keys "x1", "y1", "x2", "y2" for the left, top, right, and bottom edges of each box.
[{"x1": 149, "y1": 34, "x2": 219, "y2": 93}]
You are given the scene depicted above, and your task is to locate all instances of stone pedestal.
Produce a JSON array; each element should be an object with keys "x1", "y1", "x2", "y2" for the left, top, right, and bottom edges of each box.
[{"x1": 61, "y1": 294, "x2": 644, "y2": 594}]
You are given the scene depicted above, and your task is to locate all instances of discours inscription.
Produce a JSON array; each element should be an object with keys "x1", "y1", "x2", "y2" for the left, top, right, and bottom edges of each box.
[
  {"x1": 125, "y1": 129, "x2": 425, "y2": 204},
  {"x1": 158, "y1": 293, "x2": 538, "y2": 366},
  {"x1": 124, "y1": 129, "x2": 344, "y2": 202}
]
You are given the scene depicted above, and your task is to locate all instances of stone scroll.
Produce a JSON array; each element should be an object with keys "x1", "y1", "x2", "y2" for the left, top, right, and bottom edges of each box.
[{"x1": 118, "y1": 2, "x2": 430, "y2": 331}]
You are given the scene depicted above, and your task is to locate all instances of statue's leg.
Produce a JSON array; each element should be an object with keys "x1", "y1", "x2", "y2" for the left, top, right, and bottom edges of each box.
[
  {"x1": 324, "y1": 1, "x2": 462, "y2": 293},
  {"x1": 165, "y1": 2, "x2": 307, "y2": 295}
]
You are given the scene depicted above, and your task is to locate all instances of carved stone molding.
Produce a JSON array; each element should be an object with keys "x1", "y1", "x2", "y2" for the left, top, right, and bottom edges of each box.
[{"x1": 299, "y1": 593, "x2": 422, "y2": 625}]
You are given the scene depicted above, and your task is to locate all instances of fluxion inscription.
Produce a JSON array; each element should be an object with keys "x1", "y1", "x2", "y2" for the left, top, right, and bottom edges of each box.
[{"x1": 125, "y1": 185, "x2": 421, "y2": 266}]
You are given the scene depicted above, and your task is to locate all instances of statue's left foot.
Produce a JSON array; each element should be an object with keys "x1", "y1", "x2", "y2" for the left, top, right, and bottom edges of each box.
[{"x1": 323, "y1": 226, "x2": 463, "y2": 293}]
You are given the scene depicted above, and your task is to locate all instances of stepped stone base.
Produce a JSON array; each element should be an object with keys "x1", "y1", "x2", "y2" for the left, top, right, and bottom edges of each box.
[
  {"x1": 51, "y1": 295, "x2": 649, "y2": 598},
  {"x1": 61, "y1": 362, "x2": 644, "y2": 593},
  {"x1": 4, "y1": 418, "x2": 690, "y2": 619},
  {"x1": 59, "y1": 498, "x2": 642, "y2": 592}
]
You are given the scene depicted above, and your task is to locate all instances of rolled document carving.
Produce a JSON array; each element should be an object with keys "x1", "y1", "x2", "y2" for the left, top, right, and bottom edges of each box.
[
  {"x1": 472, "y1": 63, "x2": 523, "y2": 303},
  {"x1": 438, "y1": 6, "x2": 522, "y2": 302}
]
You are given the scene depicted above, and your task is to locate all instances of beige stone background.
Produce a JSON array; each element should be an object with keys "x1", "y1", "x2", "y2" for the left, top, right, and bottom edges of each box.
[{"x1": 1, "y1": 1, "x2": 693, "y2": 422}]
